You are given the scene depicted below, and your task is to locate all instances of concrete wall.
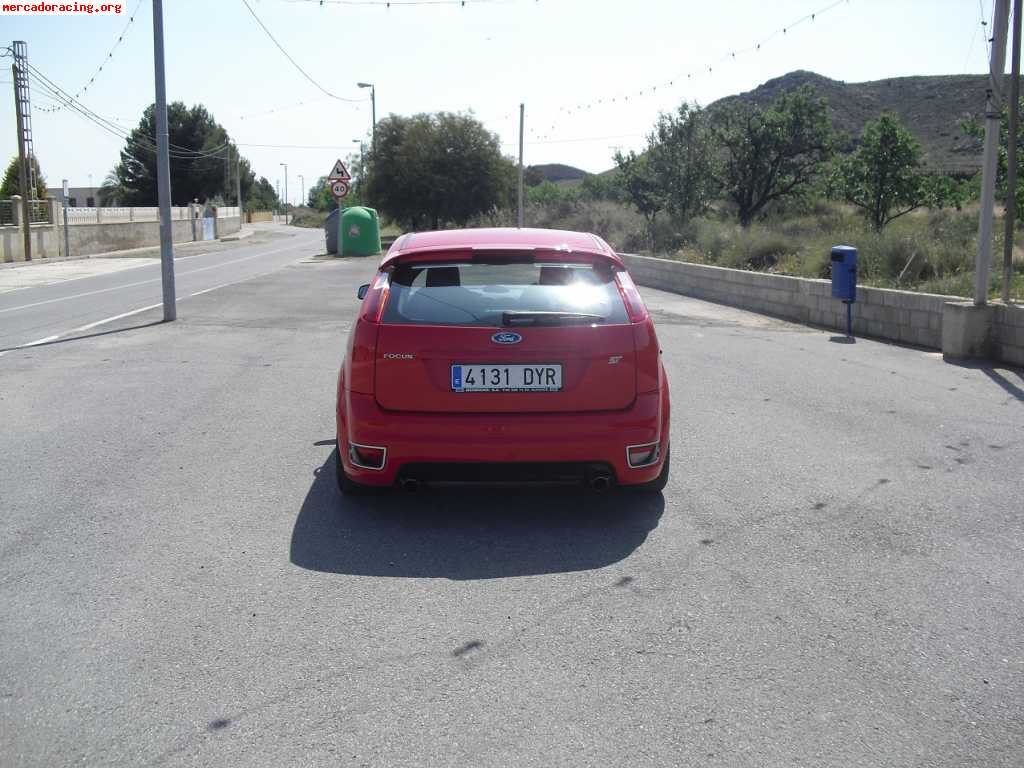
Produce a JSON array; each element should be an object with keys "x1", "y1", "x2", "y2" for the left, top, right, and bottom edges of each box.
[
  {"x1": 621, "y1": 253, "x2": 1021, "y2": 366},
  {"x1": 992, "y1": 304, "x2": 1024, "y2": 366},
  {"x1": 1, "y1": 212, "x2": 242, "y2": 261}
]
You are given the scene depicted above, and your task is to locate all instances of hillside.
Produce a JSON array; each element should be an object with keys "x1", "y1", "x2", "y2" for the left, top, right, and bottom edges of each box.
[
  {"x1": 709, "y1": 70, "x2": 988, "y2": 174},
  {"x1": 528, "y1": 163, "x2": 588, "y2": 183}
]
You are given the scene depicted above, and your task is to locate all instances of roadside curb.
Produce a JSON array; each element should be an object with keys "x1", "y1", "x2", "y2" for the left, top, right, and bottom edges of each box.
[{"x1": 0, "y1": 226, "x2": 262, "y2": 271}]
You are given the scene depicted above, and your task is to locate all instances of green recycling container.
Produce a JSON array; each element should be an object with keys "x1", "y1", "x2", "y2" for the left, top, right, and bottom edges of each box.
[{"x1": 340, "y1": 206, "x2": 381, "y2": 257}]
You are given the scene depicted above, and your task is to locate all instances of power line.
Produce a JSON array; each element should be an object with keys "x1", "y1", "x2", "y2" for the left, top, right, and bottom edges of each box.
[
  {"x1": 28, "y1": 64, "x2": 231, "y2": 159},
  {"x1": 286, "y1": 0, "x2": 505, "y2": 5},
  {"x1": 534, "y1": 0, "x2": 852, "y2": 142},
  {"x1": 234, "y1": 95, "x2": 364, "y2": 121},
  {"x1": 36, "y1": 0, "x2": 146, "y2": 114},
  {"x1": 238, "y1": 0, "x2": 367, "y2": 102}
]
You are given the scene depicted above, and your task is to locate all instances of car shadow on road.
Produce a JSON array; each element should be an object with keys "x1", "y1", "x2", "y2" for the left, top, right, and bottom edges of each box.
[{"x1": 289, "y1": 450, "x2": 664, "y2": 579}]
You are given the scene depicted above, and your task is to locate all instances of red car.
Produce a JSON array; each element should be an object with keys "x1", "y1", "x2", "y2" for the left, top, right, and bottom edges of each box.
[{"x1": 335, "y1": 227, "x2": 670, "y2": 493}]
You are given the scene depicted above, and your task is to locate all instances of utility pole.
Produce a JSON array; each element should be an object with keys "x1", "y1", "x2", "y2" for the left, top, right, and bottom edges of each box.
[
  {"x1": 280, "y1": 163, "x2": 289, "y2": 225},
  {"x1": 152, "y1": 0, "x2": 176, "y2": 321},
  {"x1": 235, "y1": 147, "x2": 242, "y2": 219},
  {"x1": 976, "y1": 0, "x2": 1011, "y2": 306},
  {"x1": 517, "y1": 102, "x2": 525, "y2": 228},
  {"x1": 11, "y1": 42, "x2": 34, "y2": 261},
  {"x1": 61, "y1": 179, "x2": 71, "y2": 259},
  {"x1": 1003, "y1": 0, "x2": 1022, "y2": 304},
  {"x1": 358, "y1": 82, "x2": 376, "y2": 154}
]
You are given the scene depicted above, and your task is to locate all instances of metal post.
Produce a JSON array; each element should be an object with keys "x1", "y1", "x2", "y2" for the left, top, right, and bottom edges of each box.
[
  {"x1": 298, "y1": 174, "x2": 304, "y2": 208},
  {"x1": 12, "y1": 63, "x2": 31, "y2": 261},
  {"x1": 235, "y1": 147, "x2": 242, "y2": 218},
  {"x1": 152, "y1": 0, "x2": 176, "y2": 321},
  {"x1": 369, "y1": 86, "x2": 376, "y2": 153},
  {"x1": 517, "y1": 103, "x2": 525, "y2": 228},
  {"x1": 61, "y1": 179, "x2": 71, "y2": 259},
  {"x1": 845, "y1": 301, "x2": 853, "y2": 338},
  {"x1": 280, "y1": 163, "x2": 288, "y2": 225},
  {"x1": 1003, "y1": 0, "x2": 1022, "y2": 304},
  {"x1": 976, "y1": 0, "x2": 1011, "y2": 306}
]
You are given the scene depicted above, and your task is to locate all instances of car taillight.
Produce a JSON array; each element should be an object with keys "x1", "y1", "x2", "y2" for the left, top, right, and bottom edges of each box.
[
  {"x1": 361, "y1": 270, "x2": 391, "y2": 323},
  {"x1": 615, "y1": 270, "x2": 648, "y2": 323},
  {"x1": 349, "y1": 442, "x2": 387, "y2": 470},
  {"x1": 626, "y1": 442, "x2": 661, "y2": 469}
]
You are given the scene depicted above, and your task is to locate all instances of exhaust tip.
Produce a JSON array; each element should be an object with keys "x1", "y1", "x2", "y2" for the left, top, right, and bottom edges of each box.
[
  {"x1": 590, "y1": 474, "x2": 612, "y2": 492},
  {"x1": 401, "y1": 478, "x2": 421, "y2": 492}
]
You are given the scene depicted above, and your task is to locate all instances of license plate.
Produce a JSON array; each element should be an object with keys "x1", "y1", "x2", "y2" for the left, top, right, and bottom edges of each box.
[{"x1": 451, "y1": 364, "x2": 562, "y2": 392}]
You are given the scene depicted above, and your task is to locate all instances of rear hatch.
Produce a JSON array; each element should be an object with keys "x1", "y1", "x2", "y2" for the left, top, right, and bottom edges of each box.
[{"x1": 374, "y1": 258, "x2": 636, "y2": 413}]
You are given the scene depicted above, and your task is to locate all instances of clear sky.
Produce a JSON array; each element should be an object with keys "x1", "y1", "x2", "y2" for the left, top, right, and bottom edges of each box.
[{"x1": 0, "y1": 0, "x2": 993, "y2": 204}]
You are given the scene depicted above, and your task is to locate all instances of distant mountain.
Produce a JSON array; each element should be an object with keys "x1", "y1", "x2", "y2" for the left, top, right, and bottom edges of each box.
[
  {"x1": 528, "y1": 163, "x2": 589, "y2": 183},
  {"x1": 708, "y1": 70, "x2": 988, "y2": 174}
]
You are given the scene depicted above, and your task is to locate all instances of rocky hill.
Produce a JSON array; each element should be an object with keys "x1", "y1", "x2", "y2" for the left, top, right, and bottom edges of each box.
[{"x1": 709, "y1": 70, "x2": 989, "y2": 174}]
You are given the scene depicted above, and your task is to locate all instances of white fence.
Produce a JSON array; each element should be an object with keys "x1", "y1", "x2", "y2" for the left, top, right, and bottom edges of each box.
[
  {"x1": 64, "y1": 206, "x2": 192, "y2": 225},
  {"x1": 217, "y1": 206, "x2": 240, "y2": 219}
]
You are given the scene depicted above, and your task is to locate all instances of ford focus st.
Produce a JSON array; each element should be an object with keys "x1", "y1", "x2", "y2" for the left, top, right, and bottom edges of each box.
[{"x1": 335, "y1": 228, "x2": 670, "y2": 492}]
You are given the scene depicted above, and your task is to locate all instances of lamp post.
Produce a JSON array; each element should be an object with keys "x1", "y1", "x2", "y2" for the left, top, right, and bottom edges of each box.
[
  {"x1": 357, "y1": 82, "x2": 375, "y2": 153},
  {"x1": 352, "y1": 139, "x2": 364, "y2": 176},
  {"x1": 298, "y1": 174, "x2": 304, "y2": 208},
  {"x1": 279, "y1": 162, "x2": 288, "y2": 225}
]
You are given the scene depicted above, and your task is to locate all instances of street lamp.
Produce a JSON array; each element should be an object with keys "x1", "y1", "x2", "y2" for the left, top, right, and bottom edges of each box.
[
  {"x1": 352, "y1": 139, "x2": 364, "y2": 176},
  {"x1": 298, "y1": 174, "x2": 304, "y2": 208},
  {"x1": 279, "y1": 162, "x2": 288, "y2": 225},
  {"x1": 357, "y1": 82, "x2": 375, "y2": 152}
]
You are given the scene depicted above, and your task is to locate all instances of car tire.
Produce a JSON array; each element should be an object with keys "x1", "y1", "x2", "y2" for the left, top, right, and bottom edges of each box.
[
  {"x1": 335, "y1": 440, "x2": 368, "y2": 495},
  {"x1": 632, "y1": 444, "x2": 670, "y2": 493}
]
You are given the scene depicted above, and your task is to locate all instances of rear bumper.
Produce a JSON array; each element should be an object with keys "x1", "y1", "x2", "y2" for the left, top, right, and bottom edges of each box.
[{"x1": 337, "y1": 388, "x2": 669, "y2": 487}]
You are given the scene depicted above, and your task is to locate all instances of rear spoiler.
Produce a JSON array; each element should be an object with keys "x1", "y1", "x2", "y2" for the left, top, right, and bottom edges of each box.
[{"x1": 379, "y1": 245, "x2": 625, "y2": 271}]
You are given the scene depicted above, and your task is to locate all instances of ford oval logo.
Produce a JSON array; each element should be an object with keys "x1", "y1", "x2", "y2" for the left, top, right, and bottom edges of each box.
[{"x1": 491, "y1": 331, "x2": 523, "y2": 345}]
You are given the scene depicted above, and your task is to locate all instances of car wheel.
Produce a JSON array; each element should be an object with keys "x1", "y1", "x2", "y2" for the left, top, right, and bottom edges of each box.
[
  {"x1": 632, "y1": 444, "x2": 670, "y2": 493},
  {"x1": 335, "y1": 440, "x2": 368, "y2": 495}
]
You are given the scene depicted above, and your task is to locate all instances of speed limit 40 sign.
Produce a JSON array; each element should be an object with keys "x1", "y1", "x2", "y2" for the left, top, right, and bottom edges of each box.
[{"x1": 331, "y1": 180, "x2": 350, "y2": 199}]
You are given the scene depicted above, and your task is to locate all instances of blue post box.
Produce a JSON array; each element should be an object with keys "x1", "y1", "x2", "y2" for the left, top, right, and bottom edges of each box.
[
  {"x1": 831, "y1": 245, "x2": 857, "y2": 338},
  {"x1": 830, "y1": 245, "x2": 857, "y2": 301}
]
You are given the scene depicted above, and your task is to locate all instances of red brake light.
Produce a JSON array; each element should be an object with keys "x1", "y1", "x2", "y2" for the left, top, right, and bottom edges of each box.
[
  {"x1": 361, "y1": 270, "x2": 391, "y2": 323},
  {"x1": 615, "y1": 270, "x2": 648, "y2": 322}
]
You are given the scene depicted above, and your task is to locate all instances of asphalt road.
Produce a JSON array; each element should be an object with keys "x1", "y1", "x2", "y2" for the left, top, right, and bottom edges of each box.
[
  {"x1": 1, "y1": 229, "x2": 1023, "y2": 767},
  {"x1": 0, "y1": 224, "x2": 323, "y2": 353}
]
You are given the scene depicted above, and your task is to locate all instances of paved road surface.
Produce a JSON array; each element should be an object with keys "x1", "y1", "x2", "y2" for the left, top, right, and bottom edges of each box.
[
  {"x1": 2, "y1": 229, "x2": 1023, "y2": 767},
  {"x1": 0, "y1": 225, "x2": 322, "y2": 354}
]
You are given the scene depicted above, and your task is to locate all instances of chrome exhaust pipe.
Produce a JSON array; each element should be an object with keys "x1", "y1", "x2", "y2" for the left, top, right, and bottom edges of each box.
[
  {"x1": 590, "y1": 474, "x2": 612, "y2": 492},
  {"x1": 401, "y1": 478, "x2": 420, "y2": 492}
]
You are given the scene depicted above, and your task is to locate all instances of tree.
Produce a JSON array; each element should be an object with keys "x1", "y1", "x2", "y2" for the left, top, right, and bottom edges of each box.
[
  {"x1": 614, "y1": 150, "x2": 663, "y2": 249},
  {"x1": 648, "y1": 103, "x2": 717, "y2": 224},
  {"x1": 832, "y1": 114, "x2": 946, "y2": 230},
  {"x1": 107, "y1": 102, "x2": 255, "y2": 205},
  {"x1": 1, "y1": 155, "x2": 47, "y2": 199},
  {"x1": 246, "y1": 177, "x2": 279, "y2": 211},
  {"x1": 365, "y1": 112, "x2": 514, "y2": 229},
  {"x1": 964, "y1": 97, "x2": 1024, "y2": 219},
  {"x1": 710, "y1": 86, "x2": 835, "y2": 226}
]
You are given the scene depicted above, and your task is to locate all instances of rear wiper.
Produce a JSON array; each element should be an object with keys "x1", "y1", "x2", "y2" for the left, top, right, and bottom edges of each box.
[{"x1": 502, "y1": 311, "x2": 606, "y2": 326}]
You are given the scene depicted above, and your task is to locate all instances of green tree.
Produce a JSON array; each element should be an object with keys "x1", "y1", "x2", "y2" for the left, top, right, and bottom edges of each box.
[
  {"x1": 1, "y1": 155, "x2": 47, "y2": 199},
  {"x1": 710, "y1": 86, "x2": 835, "y2": 226},
  {"x1": 365, "y1": 112, "x2": 514, "y2": 229},
  {"x1": 108, "y1": 103, "x2": 255, "y2": 205},
  {"x1": 246, "y1": 177, "x2": 280, "y2": 210},
  {"x1": 832, "y1": 114, "x2": 945, "y2": 230},
  {"x1": 648, "y1": 103, "x2": 717, "y2": 224},
  {"x1": 578, "y1": 171, "x2": 626, "y2": 202},
  {"x1": 963, "y1": 98, "x2": 1024, "y2": 218},
  {"x1": 614, "y1": 150, "x2": 663, "y2": 250}
]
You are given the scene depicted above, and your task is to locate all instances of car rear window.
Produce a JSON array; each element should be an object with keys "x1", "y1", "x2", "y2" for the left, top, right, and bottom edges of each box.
[{"x1": 381, "y1": 261, "x2": 629, "y2": 327}]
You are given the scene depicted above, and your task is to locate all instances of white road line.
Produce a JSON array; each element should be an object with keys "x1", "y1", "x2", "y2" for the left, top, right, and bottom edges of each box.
[
  {"x1": 0, "y1": 266, "x2": 293, "y2": 359},
  {"x1": 0, "y1": 242, "x2": 309, "y2": 315}
]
